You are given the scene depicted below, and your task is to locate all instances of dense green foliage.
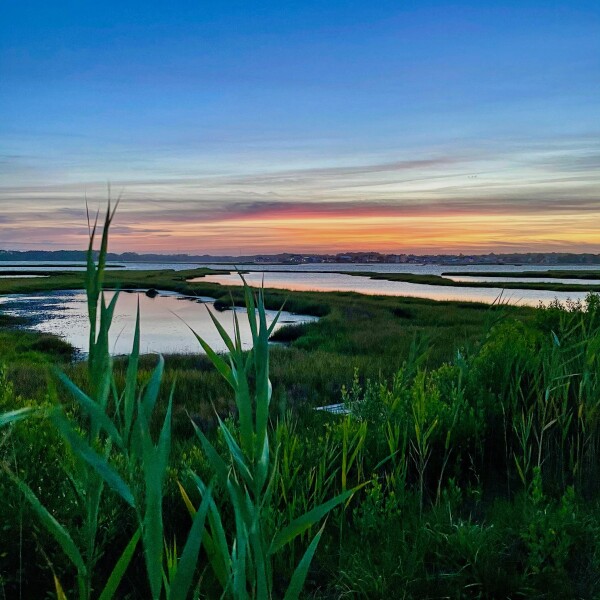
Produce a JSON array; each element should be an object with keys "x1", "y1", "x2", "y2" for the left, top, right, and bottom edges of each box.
[{"x1": 2, "y1": 234, "x2": 600, "y2": 597}]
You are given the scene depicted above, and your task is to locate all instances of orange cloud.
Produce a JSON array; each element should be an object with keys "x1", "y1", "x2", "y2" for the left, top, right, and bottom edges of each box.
[
  {"x1": 2, "y1": 140, "x2": 599, "y2": 254},
  {"x1": 95, "y1": 209, "x2": 600, "y2": 254}
]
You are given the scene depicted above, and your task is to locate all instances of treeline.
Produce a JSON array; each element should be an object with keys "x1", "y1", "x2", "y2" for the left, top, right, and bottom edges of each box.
[{"x1": 2, "y1": 248, "x2": 600, "y2": 265}]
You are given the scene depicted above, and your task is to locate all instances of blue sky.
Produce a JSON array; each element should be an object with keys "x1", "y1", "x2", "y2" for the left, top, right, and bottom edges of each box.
[{"x1": 1, "y1": 1, "x2": 599, "y2": 253}]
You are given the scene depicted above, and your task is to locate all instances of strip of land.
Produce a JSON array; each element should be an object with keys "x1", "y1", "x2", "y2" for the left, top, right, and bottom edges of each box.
[
  {"x1": 4, "y1": 266, "x2": 600, "y2": 295},
  {"x1": 193, "y1": 266, "x2": 600, "y2": 292},
  {"x1": 442, "y1": 269, "x2": 600, "y2": 279},
  {"x1": 342, "y1": 270, "x2": 600, "y2": 292}
]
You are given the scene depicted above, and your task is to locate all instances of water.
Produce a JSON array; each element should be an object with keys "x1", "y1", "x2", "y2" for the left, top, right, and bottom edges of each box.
[
  {"x1": 0, "y1": 290, "x2": 317, "y2": 355},
  {"x1": 191, "y1": 263, "x2": 600, "y2": 276},
  {"x1": 0, "y1": 262, "x2": 124, "y2": 272},
  {"x1": 2, "y1": 261, "x2": 600, "y2": 275},
  {"x1": 0, "y1": 275, "x2": 48, "y2": 278},
  {"x1": 191, "y1": 271, "x2": 596, "y2": 307},
  {"x1": 1, "y1": 261, "x2": 599, "y2": 305},
  {"x1": 447, "y1": 275, "x2": 600, "y2": 285}
]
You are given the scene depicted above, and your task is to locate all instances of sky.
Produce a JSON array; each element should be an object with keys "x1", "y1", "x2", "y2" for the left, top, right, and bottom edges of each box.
[{"x1": 1, "y1": 1, "x2": 599, "y2": 255}]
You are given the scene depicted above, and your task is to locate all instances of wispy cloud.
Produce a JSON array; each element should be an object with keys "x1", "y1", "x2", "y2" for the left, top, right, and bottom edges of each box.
[{"x1": 1, "y1": 136, "x2": 599, "y2": 253}]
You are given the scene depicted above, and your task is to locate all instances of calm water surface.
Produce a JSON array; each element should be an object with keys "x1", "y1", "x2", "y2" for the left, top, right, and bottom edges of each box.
[
  {"x1": 2, "y1": 261, "x2": 600, "y2": 275},
  {"x1": 192, "y1": 272, "x2": 595, "y2": 306},
  {"x1": 0, "y1": 275, "x2": 48, "y2": 278},
  {"x1": 447, "y1": 275, "x2": 600, "y2": 285},
  {"x1": 2, "y1": 262, "x2": 599, "y2": 306},
  {"x1": 0, "y1": 290, "x2": 317, "y2": 355}
]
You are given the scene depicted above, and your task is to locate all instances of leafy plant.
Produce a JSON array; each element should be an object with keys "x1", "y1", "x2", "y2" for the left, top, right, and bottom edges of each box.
[
  {"x1": 6, "y1": 202, "x2": 210, "y2": 599},
  {"x1": 187, "y1": 277, "x2": 359, "y2": 599}
]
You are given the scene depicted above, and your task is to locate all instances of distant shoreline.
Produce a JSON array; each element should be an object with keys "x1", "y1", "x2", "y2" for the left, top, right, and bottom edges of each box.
[
  {"x1": 2, "y1": 249, "x2": 600, "y2": 268},
  {"x1": 3, "y1": 259, "x2": 600, "y2": 268}
]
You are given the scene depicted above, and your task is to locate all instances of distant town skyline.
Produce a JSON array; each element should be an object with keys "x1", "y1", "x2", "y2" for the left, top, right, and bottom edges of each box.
[
  {"x1": 1, "y1": 1, "x2": 599, "y2": 253},
  {"x1": 3, "y1": 249, "x2": 600, "y2": 267}
]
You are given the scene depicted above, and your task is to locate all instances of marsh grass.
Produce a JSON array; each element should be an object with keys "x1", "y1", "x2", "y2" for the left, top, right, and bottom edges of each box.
[
  {"x1": 1, "y1": 204, "x2": 212, "y2": 600},
  {"x1": 2, "y1": 214, "x2": 600, "y2": 597},
  {"x1": 1, "y1": 205, "x2": 357, "y2": 599},
  {"x1": 182, "y1": 273, "x2": 361, "y2": 599},
  {"x1": 347, "y1": 269, "x2": 600, "y2": 292}
]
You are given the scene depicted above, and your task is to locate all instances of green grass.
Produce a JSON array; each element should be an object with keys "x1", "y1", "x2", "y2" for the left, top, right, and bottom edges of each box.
[
  {"x1": 0, "y1": 263, "x2": 533, "y2": 414},
  {"x1": 3, "y1": 263, "x2": 598, "y2": 300},
  {"x1": 190, "y1": 265, "x2": 600, "y2": 291},
  {"x1": 4, "y1": 235, "x2": 600, "y2": 598},
  {"x1": 0, "y1": 272, "x2": 531, "y2": 423}
]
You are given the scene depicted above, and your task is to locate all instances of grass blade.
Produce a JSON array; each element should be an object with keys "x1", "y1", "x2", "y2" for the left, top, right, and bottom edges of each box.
[
  {"x1": 141, "y1": 355, "x2": 165, "y2": 422},
  {"x1": 54, "y1": 574, "x2": 69, "y2": 600},
  {"x1": 205, "y1": 306, "x2": 236, "y2": 355},
  {"x1": 283, "y1": 521, "x2": 326, "y2": 600},
  {"x1": 217, "y1": 417, "x2": 254, "y2": 487},
  {"x1": 169, "y1": 486, "x2": 212, "y2": 600},
  {"x1": 10, "y1": 473, "x2": 86, "y2": 575},
  {"x1": 123, "y1": 300, "x2": 141, "y2": 439},
  {"x1": 191, "y1": 421, "x2": 230, "y2": 484},
  {"x1": 190, "y1": 474, "x2": 231, "y2": 589},
  {"x1": 269, "y1": 488, "x2": 356, "y2": 554},
  {"x1": 52, "y1": 412, "x2": 135, "y2": 507},
  {"x1": 138, "y1": 407, "x2": 165, "y2": 600},
  {"x1": 98, "y1": 528, "x2": 141, "y2": 600},
  {"x1": 56, "y1": 372, "x2": 123, "y2": 448}
]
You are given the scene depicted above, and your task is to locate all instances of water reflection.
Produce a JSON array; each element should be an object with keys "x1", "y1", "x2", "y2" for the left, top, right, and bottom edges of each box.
[
  {"x1": 3, "y1": 261, "x2": 600, "y2": 275},
  {"x1": 447, "y1": 275, "x2": 600, "y2": 285},
  {"x1": 0, "y1": 275, "x2": 48, "y2": 278},
  {"x1": 193, "y1": 272, "x2": 594, "y2": 307},
  {"x1": 0, "y1": 290, "x2": 317, "y2": 355}
]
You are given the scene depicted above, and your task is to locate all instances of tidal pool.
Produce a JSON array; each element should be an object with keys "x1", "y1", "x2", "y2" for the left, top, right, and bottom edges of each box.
[{"x1": 0, "y1": 290, "x2": 317, "y2": 355}]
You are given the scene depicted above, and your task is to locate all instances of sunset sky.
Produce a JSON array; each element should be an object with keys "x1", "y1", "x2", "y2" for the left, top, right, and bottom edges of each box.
[{"x1": 1, "y1": 1, "x2": 599, "y2": 254}]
